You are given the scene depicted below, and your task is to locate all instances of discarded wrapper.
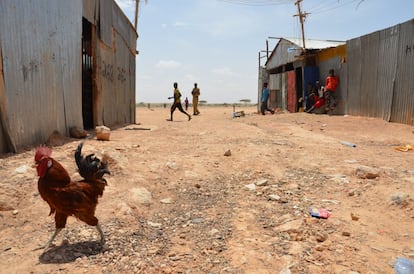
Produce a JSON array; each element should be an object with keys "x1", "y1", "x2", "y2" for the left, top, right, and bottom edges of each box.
[
  {"x1": 394, "y1": 144, "x2": 413, "y2": 152},
  {"x1": 309, "y1": 208, "x2": 331, "y2": 219}
]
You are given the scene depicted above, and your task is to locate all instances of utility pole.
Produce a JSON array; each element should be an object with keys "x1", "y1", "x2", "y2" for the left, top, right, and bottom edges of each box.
[
  {"x1": 134, "y1": 0, "x2": 139, "y2": 30},
  {"x1": 293, "y1": 0, "x2": 309, "y2": 53}
]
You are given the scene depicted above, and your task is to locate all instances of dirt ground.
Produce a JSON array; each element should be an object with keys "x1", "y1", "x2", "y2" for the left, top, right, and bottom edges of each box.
[{"x1": 1, "y1": 106, "x2": 414, "y2": 274}]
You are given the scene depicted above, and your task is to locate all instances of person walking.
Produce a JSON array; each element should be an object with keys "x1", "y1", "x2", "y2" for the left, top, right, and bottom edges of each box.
[
  {"x1": 168, "y1": 82, "x2": 191, "y2": 121},
  {"x1": 260, "y1": 82, "x2": 274, "y2": 115},
  {"x1": 191, "y1": 83, "x2": 200, "y2": 115},
  {"x1": 184, "y1": 97, "x2": 189, "y2": 110},
  {"x1": 325, "y1": 69, "x2": 339, "y2": 112}
]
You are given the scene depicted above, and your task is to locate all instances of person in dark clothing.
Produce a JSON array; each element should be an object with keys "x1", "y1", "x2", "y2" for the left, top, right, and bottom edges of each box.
[
  {"x1": 191, "y1": 83, "x2": 201, "y2": 115},
  {"x1": 184, "y1": 97, "x2": 189, "y2": 110},
  {"x1": 168, "y1": 82, "x2": 191, "y2": 121},
  {"x1": 260, "y1": 82, "x2": 274, "y2": 115}
]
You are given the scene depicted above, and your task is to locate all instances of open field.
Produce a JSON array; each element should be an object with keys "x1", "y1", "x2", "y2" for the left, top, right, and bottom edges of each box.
[{"x1": 1, "y1": 106, "x2": 414, "y2": 273}]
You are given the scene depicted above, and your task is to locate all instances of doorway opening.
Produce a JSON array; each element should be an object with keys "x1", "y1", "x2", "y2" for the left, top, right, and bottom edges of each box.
[
  {"x1": 82, "y1": 18, "x2": 94, "y2": 129},
  {"x1": 295, "y1": 67, "x2": 303, "y2": 112}
]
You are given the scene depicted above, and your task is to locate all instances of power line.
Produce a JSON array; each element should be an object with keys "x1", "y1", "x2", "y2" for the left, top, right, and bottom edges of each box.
[
  {"x1": 217, "y1": 0, "x2": 294, "y2": 6},
  {"x1": 307, "y1": 0, "x2": 361, "y2": 15}
]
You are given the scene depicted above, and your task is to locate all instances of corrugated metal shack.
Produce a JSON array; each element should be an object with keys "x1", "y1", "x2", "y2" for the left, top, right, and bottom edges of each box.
[
  {"x1": 347, "y1": 19, "x2": 414, "y2": 125},
  {"x1": 263, "y1": 38, "x2": 344, "y2": 112},
  {"x1": 0, "y1": 0, "x2": 137, "y2": 153},
  {"x1": 262, "y1": 19, "x2": 414, "y2": 125}
]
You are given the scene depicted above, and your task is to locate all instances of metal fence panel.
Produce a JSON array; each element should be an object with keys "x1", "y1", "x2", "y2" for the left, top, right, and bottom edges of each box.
[
  {"x1": 0, "y1": 0, "x2": 83, "y2": 148},
  {"x1": 347, "y1": 19, "x2": 414, "y2": 125},
  {"x1": 391, "y1": 20, "x2": 414, "y2": 125}
]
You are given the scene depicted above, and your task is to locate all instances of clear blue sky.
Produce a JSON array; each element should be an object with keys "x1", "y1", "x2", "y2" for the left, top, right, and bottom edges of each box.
[{"x1": 114, "y1": 0, "x2": 414, "y2": 104}]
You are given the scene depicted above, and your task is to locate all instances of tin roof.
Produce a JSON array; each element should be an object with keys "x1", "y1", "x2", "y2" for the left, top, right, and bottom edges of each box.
[{"x1": 284, "y1": 37, "x2": 345, "y2": 50}]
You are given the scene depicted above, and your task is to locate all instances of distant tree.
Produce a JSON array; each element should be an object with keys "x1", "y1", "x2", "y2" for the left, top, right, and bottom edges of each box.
[
  {"x1": 239, "y1": 99, "x2": 251, "y2": 104},
  {"x1": 199, "y1": 100, "x2": 207, "y2": 105}
]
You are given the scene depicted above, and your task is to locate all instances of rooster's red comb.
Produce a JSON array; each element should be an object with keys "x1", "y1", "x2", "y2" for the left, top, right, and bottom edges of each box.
[{"x1": 35, "y1": 145, "x2": 52, "y2": 162}]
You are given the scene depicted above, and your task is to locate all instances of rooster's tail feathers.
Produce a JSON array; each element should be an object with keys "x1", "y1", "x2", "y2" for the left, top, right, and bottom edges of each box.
[{"x1": 74, "y1": 142, "x2": 110, "y2": 181}]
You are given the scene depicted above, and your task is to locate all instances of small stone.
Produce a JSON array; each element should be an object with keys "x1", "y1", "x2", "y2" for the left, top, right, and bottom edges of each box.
[
  {"x1": 315, "y1": 232, "x2": 328, "y2": 242},
  {"x1": 166, "y1": 162, "x2": 178, "y2": 170},
  {"x1": 342, "y1": 231, "x2": 351, "y2": 237},
  {"x1": 209, "y1": 228, "x2": 219, "y2": 235},
  {"x1": 268, "y1": 194, "x2": 281, "y2": 201},
  {"x1": 70, "y1": 126, "x2": 88, "y2": 138},
  {"x1": 160, "y1": 198, "x2": 173, "y2": 204},
  {"x1": 191, "y1": 217, "x2": 204, "y2": 224},
  {"x1": 315, "y1": 245, "x2": 325, "y2": 251},
  {"x1": 245, "y1": 183, "x2": 256, "y2": 191},
  {"x1": 390, "y1": 193, "x2": 409, "y2": 205},
  {"x1": 256, "y1": 179, "x2": 268, "y2": 186},
  {"x1": 224, "y1": 150, "x2": 231, "y2": 156},
  {"x1": 14, "y1": 165, "x2": 29, "y2": 174},
  {"x1": 356, "y1": 166, "x2": 380, "y2": 179},
  {"x1": 351, "y1": 213, "x2": 359, "y2": 221},
  {"x1": 147, "y1": 221, "x2": 162, "y2": 228}
]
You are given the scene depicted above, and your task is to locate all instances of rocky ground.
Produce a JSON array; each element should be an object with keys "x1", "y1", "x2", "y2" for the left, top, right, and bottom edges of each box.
[{"x1": 1, "y1": 106, "x2": 414, "y2": 274}]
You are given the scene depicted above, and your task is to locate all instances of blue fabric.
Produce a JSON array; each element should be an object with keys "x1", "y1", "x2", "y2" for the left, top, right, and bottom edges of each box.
[{"x1": 261, "y1": 88, "x2": 269, "y2": 102}]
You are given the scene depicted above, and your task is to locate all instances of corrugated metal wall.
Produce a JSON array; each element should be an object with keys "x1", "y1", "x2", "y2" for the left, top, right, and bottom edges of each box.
[
  {"x1": 287, "y1": 71, "x2": 296, "y2": 112},
  {"x1": 258, "y1": 67, "x2": 268, "y2": 112},
  {"x1": 84, "y1": 0, "x2": 137, "y2": 127},
  {"x1": 347, "y1": 19, "x2": 414, "y2": 125},
  {"x1": 0, "y1": 0, "x2": 138, "y2": 153},
  {"x1": 266, "y1": 39, "x2": 298, "y2": 70},
  {"x1": 96, "y1": 33, "x2": 136, "y2": 126},
  {"x1": 269, "y1": 74, "x2": 282, "y2": 109},
  {"x1": 0, "y1": 0, "x2": 83, "y2": 149},
  {"x1": 391, "y1": 20, "x2": 414, "y2": 125}
]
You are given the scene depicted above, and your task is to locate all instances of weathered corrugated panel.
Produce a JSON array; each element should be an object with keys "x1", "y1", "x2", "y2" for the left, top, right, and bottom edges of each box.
[
  {"x1": 0, "y1": 0, "x2": 83, "y2": 148},
  {"x1": 287, "y1": 71, "x2": 296, "y2": 112},
  {"x1": 338, "y1": 63, "x2": 348, "y2": 114},
  {"x1": 0, "y1": 48, "x2": 10, "y2": 153},
  {"x1": 99, "y1": 0, "x2": 113, "y2": 47},
  {"x1": 391, "y1": 19, "x2": 414, "y2": 125},
  {"x1": 377, "y1": 25, "x2": 399, "y2": 121},
  {"x1": 112, "y1": 2, "x2": 138, "y2": 53},
  {"x1": 347, "y1": 20, "x2": 413, "y2": 125},
  {"x1": 83, "y1": 0, "x2": 97, "y2": 24},
  {"x1": 318, "y1": 45, "x2": 346, "y2": 62},
  {"x1": 83, "y1": 0, "x2": 137, "y2": 52},
  {"x1": 346, "y1": 37, "x2": 363, "y2": 115},
  {"x1": 257, "y1": 67, "x2": 267, "y2": 109},
  {"x1": 359, "y1": 32, "x2": 380, "y2": 117},
  {"x1": 266, "y1": 39, "x2": 298, "y2": 70},
  {"x1": 269, "y1": 74, "x2": 280, "y2": 109},
  {"x1": 280, "y1": 72, "x2": 288, "y2": 110},
  {"x1": 269, "y1": 72, "x2": 283, "y2": 109},
  {"x1": 95, "y1": 31, "x2": 136, "y2": 126}
]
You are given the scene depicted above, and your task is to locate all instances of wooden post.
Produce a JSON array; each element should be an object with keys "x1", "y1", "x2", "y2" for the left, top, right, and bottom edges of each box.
[{"x1": 134, "y1": 0, "x2": 139, "y2": 30}]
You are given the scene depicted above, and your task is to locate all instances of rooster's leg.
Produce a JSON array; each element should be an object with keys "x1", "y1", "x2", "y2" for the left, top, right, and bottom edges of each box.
[
  {"x1": 44, "y1": 228, "x2": 63, "y2": 251},
  {"x1": 96, "y1": 222, "x2": 105, "y2": 245}
]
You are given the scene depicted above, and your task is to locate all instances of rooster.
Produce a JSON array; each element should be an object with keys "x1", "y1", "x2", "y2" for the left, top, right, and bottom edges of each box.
[{"x1": 34, "y1": 142, "x2": 110, "y2": 250}]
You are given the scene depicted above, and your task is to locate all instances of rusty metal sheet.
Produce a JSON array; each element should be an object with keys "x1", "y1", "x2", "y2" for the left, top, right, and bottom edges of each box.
[{"x1": 0, "y1": 0, "x2": 83, "y2": 149}]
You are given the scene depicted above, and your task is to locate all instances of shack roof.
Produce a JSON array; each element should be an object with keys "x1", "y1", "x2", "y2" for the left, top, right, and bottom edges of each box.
[
  {"x1": 265, "y1": 37, "x2": 345, "y2": 69},
  {"x1": 284, "y1": 37, "x2": 345, "y2": 50}
]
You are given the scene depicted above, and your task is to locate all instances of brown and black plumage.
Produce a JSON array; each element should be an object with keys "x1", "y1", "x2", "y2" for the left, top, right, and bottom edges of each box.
[{"x1": 34, "y1": 142, "x2": 110, "y2": 251}]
